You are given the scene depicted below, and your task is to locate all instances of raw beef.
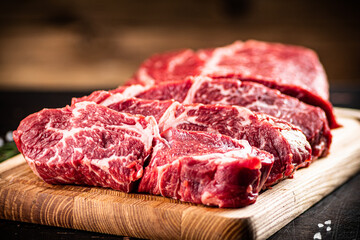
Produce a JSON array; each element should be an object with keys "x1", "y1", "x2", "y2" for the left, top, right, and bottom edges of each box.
[
  {"x1": 72, "y1": 84, "x2": 146, "y2": 105},
  {"x1": 127, "y1": 40, "x2": 339, "y2": 129},
  {"x1": 75, "y1": 75, "x2": 331, "y2": 159},
  {"x1": 161, "y1": 103, "x2": 311, "y2": 186},
  {"x1": 138, "y1": 128, "x2": 274, "y2": 208},
  {"x1": 126, "y1": 49, "x2": 204, "y2": 86},
  {"x1": 13, "y1": 102, "x2": 159, "y2": 192},
  {"x1": 132, "y1": 76, "x2": 332, "y2": 159},
  {"x1": 74, "y1": 95, "x2": 312, "y2": 186}
]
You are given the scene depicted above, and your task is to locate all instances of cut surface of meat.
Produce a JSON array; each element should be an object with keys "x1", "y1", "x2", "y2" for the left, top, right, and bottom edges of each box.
[
  {"x1": 107, "y1": 98, "x2": 176, "y2": 123},
  {"x1": 189, "y1": 78, "x2": 332, "y2": 159},
  {"x1": 127, "y1": 40, "x2": 339, "y2": 128},
  {"x1": 133, "y1": 76, "x2": 331, "y2": 159},
  {"x1": 13, "y1": 102, "x2": 159, "y2": 192},
  {"x1": 162, "y1": 103, "x2": 311, "y2": 186},
  {"x1": 75, "y1": 95, "x2": 312, "y2": 186},
  {"x1": 138, "y1": 128, "x2": 274, "y2": 208},
  {"x1": 76, "y1": 75, "x2": 331, "y2": 160}
]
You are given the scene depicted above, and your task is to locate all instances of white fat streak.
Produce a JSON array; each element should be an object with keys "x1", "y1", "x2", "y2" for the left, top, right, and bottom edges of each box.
[
  {"x1": 167, "y1": 50, "x2": 193, "y2": 72},
  {"x1": 46, "y1": 152, "x2": 60, "y2": 165},
  {"x1": 201, "y1": 191, "x2": 220, "y2": 206},
  {"x1": 280, "y1": 129, "x2": 307, "y2": 147},
  {"x1": 231, "y1": 105, "x2": 253, "y2": 126},
  {"x1": 148, "y1": 139, "x2": 173, "y2": 194},
  {"x1": 71, "y1": 101, "x2": 91, "y2": 118},
  {"x1": 80, "y1": 157, "x2": 113, "y2": 186},
  {"x1": 100, "y1": 86, "x2": 150, "y2": 107},
  {"x1": 157, "y1": 161, "x2": 178, "y2": 197},
  {"x1": 159, "y1": 104, "x2": 205, "y2": 133},
  {"x1": 136, "y1": 115, "x2": 160, "y2": 147},
  {"x1": 81, "y1": 157, "x2": 99, "y2": 183},
  {"x1": 86, "y1": 153, "x2": 137, "y2": 174},
  {"x1": 98, "y1": 85, "x2": 149, "y2": 107},
  {"x1": 157, "y1": 101, "x2": 182, "y2": 132},
  {"x1": 280, "y1": 128, "x2": 309, "y2": 158},
  {"x1": 100, "y1": 93, "x2": 127, "y2": 107},
  {"x1": 52, "y1": 175, "x2": 71, "y2": 182},
  {"x1": 182, "y1": 76, "x2": 211, "y2": 104},
  {"x1": 77, "y1": 154, "x2": 143, "y2": 187},
  {"x1": 23, "y1": 155, "x2": 41, "y2": 179},
  {"x1": 245, "y1": 100, "x2": 281, "y2": 117},
  {"x1": 121, "y1": 84, "x2": 149, "y2": 98},
  {"x1": 136, "y1": 68, "x2": 155, "y2": 86},
  {"x1": 189, "y1": 148, "x2": 256, "y2": 164},
  {"x1": 200, "y1": 41, "x2": 244, "y2": 75}
]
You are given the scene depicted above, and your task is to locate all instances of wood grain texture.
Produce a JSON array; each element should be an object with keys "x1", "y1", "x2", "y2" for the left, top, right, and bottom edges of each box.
[{"x1": 0, "y1": 111, "x2": 360, "y2": 240}]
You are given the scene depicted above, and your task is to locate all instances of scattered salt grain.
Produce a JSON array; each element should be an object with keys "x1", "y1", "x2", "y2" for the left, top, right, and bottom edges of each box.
[
  {"x1": 5, "y1": 131, "x2": 13, "y2": 142},
  {"x1": 325, "y1": 220, "x2": 331, "y2": 225},
  {"x1": 318, "y1": 223, "x2": 324, "y2": 228},
  {"x1": 314, "y1": 232, "x2": 322, "y2": 239},
  {"x1": 326, "y1": 226, "x2": 331, "y2": 231}
]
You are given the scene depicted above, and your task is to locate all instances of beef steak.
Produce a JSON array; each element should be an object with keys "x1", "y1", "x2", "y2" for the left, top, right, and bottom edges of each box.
[
  {"x1": 13, "y1": 102, "x2": 159, "y2": 192},
  {"x1": 132, "y1": 76, "x2": 331, "y2": 159},
  {"x1": 138, "y1": 128, "x2": 274, "y2": 208},
  {"x1": 75, "y1": 75, "x2": 331, "y2": 160},
  {"x1": 127, "y1": 40, "x2": 339, "y2": 128},
  {"x1": 74, "y1": 95, "x2": 312, "y2": 186},
  {"x1": 162, "y1": 103, "x2": 311, "y2": 186}
]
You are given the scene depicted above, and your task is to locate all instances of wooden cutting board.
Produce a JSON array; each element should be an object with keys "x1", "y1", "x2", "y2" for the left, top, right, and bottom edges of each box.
[{"x1": 1, "y1": 108, "x2": 360, "y2": 240}]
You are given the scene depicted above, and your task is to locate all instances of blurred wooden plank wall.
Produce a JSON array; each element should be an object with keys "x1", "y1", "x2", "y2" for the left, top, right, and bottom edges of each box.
[{"x1": 0, "y1": 0, "x2": 359, "y2": 91}]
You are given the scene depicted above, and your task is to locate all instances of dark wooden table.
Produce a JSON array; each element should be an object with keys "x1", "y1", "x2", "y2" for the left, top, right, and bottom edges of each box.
[{"x1": 0, "y1": 90, "x2": 359, "y2": 240}]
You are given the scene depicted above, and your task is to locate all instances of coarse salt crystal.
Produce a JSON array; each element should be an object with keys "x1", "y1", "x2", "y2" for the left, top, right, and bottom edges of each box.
[
  {"x1": 314, "y1": 232, "x2": 322, "y2": 239},
  {"x1": 325, "y1": 220, "x2": 331, "y2": 225},
  {"x1": 5, "y1": 131, "x2": 13, "y2": 142},
  {"x1": 326, "y1": 226, "x2": 331, "y2": 231},
  {"x1": 318, "y1": 223, "x2": 324, "y2": 228}
]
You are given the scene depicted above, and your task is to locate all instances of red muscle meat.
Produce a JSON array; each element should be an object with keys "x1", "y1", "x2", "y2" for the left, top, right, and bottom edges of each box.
[
  {"x1": 13, "y1": 102, "x2": 159, "y2": 192},
  {"x1": 131, "y1": 76, "x2": 332, "y2": 159},
  {"x1": 138, "y1": 128, "x2": 274, "y2": 208},
  {"x1": 14, "y1": 40, "x2": 338, "y2": 209},
  {"x1": 128, "y1": 40, "x2": 339, "y2": 129},
  {"x1": 74, "y1": 95, "x2": 312, "y2": 186}
]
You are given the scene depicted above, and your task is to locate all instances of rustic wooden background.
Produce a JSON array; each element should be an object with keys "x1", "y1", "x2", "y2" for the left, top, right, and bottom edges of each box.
[{"x1": 0, "y1": 0, "x2": 359, "y2": 91}]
